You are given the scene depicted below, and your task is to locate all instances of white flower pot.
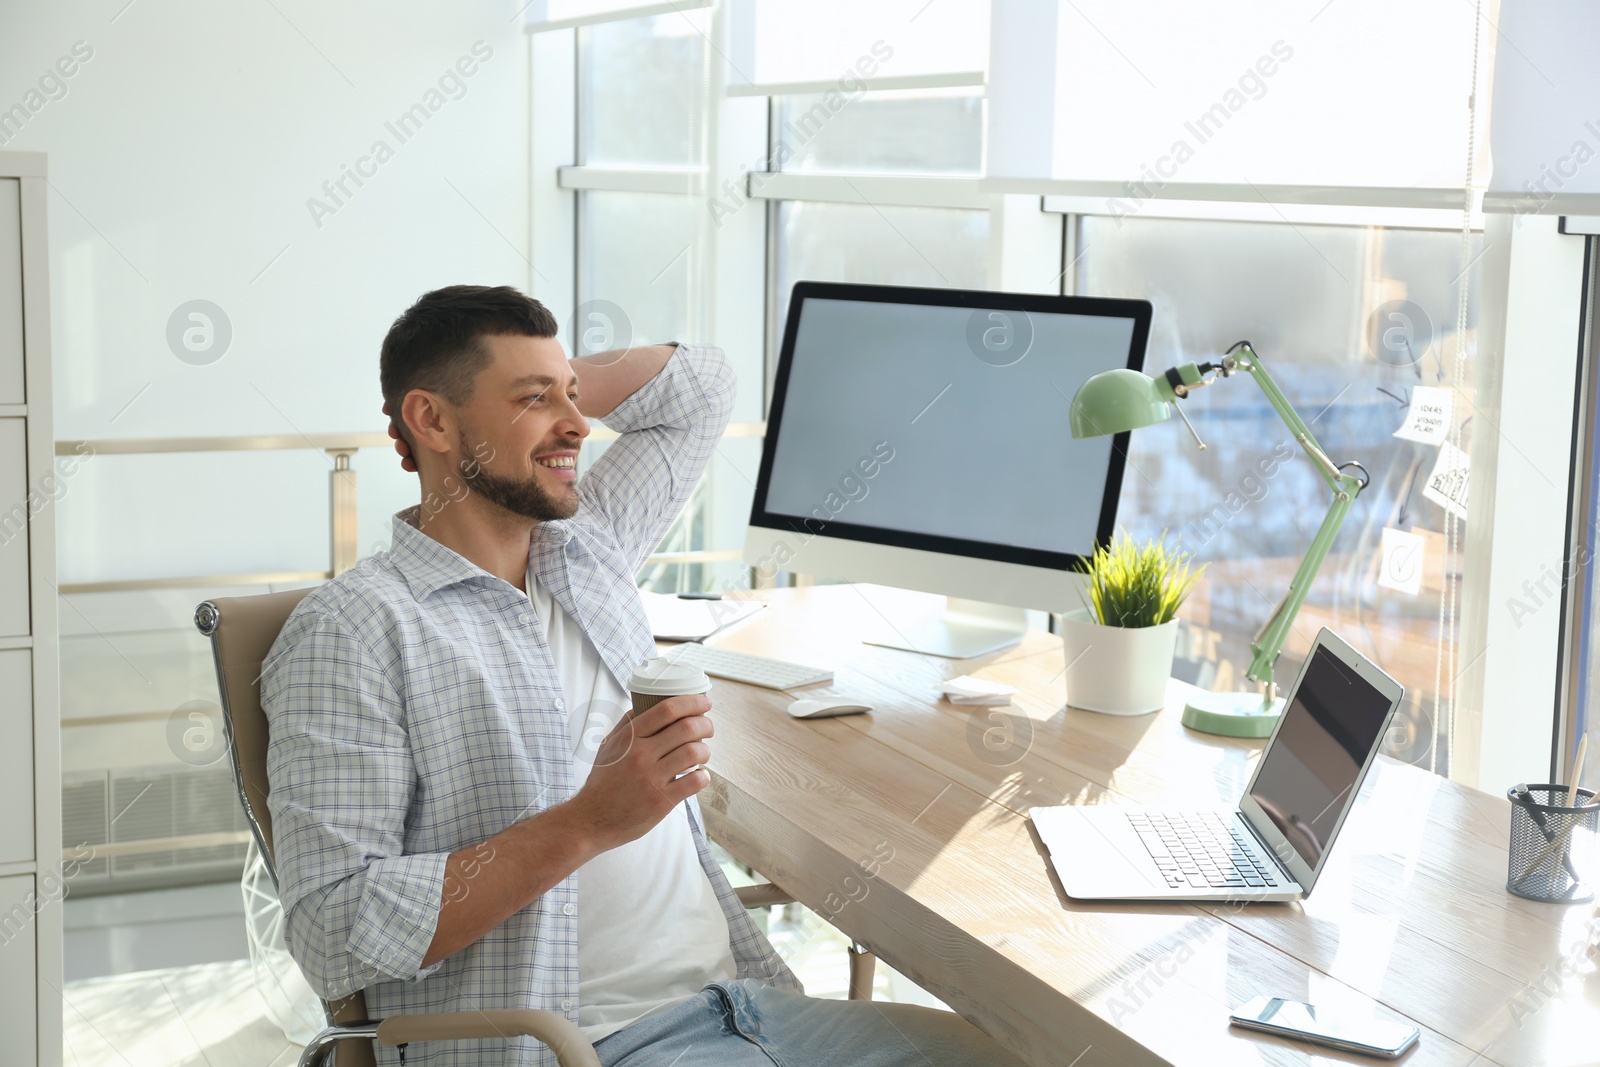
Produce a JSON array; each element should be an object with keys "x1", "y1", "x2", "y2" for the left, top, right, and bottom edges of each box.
[{"x1": 1058, "y1": 608, "x2": 1178, "y2": 715}]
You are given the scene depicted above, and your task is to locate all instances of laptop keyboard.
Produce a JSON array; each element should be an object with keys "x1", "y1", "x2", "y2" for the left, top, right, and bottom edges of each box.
[{"x1": 1128, "y1": 811, "x2": 1283, "y2": 890}]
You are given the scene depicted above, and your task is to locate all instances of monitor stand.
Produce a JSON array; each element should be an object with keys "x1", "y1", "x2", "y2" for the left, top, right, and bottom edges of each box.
[{"x1": 864, "y1": 598, "x2": 1028, "y2": 659}]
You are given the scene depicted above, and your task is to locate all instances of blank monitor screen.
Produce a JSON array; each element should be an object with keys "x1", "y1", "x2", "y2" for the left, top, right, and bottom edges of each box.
[
  {"x1": 751, "y1": 283, "x2": 1152, "y2": 571},
  {"x1": 1247, "y1": 645, "x2": 1396, "y2": 869}
]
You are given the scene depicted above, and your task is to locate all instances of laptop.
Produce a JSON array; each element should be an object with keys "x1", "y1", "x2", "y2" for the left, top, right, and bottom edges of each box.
[{"x1": 1030, "y1": 628, "x2": 1403, "y2": 902}]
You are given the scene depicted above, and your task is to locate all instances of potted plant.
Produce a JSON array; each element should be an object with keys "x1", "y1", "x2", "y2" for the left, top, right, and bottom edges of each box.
[{"x1": 1059, "y1": 530, "x2": 1205, "y2": 715}]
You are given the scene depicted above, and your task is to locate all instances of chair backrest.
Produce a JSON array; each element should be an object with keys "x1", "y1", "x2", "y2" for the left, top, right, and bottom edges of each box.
[
  {"x1": 194, "y1": 587, "x2": 312, "y2": 874},
  {"x1": 195, "y1": 587, "x2": 376, "y2": 1064}
]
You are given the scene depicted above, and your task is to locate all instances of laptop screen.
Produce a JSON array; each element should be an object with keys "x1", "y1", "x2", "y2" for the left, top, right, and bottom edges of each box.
[{"x1": 1247, "y1": 645, "x2": 1395, "y2": 870}]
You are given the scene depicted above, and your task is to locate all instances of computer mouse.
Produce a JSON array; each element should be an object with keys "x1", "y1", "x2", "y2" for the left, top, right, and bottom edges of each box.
[{"x1": 787, "y1": 697, "x2": 872, "y2": 719}]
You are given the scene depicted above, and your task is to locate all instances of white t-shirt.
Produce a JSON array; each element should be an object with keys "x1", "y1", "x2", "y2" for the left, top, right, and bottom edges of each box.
[{"x1": 526, "y1": 567, "x2": 736, "y2": 1043}]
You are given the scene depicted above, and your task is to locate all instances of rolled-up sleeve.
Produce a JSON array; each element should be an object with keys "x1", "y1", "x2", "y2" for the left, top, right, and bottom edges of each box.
[
  {"x1": 261, "y1": 607, "x2": 449, "y2": 1000},
  {"x1": 577, "y1": 342, "x2": 736, "y2": 572}
]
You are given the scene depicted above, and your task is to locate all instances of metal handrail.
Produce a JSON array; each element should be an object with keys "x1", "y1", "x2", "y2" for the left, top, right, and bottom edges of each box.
[
  {"x1": 57, "y1": 552, "x2": 747, "y2": 596},
  {"x1": 69, "y1": 831, "x2": 252, "y2": 861},
  {"x1": 60, "y1": 571, "x2": 331, "y2": 595},
  {"x1": 53, "y1": 422, "x2": 767, "y2": 456},
  {"x1": 53, "y1": 424, "x2": 766, "y2": 594}
]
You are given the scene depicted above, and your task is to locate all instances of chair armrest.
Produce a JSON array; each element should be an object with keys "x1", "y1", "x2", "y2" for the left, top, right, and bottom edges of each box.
[
  {"x1": 735, "y1": 882, "x2": 795, "y2": 909},
  {"x1": 375, "y1": 1009, "x2": 600, "y2": 1067}
]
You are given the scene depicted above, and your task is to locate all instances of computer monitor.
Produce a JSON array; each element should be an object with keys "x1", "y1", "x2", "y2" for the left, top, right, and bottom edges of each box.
[{"x1": 745, "y1": 282, "x2": 1153, "y2": 657}]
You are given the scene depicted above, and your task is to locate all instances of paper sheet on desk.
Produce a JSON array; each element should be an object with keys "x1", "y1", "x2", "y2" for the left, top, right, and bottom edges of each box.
[
  {"x1": 940, "y1": 675, "x2": 1016, "y2": 706},
  {"x1": 642, "y1": 591, "x2": 765, "y2": 641}
]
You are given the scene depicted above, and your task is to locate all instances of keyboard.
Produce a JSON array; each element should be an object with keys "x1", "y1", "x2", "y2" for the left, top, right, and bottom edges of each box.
[
  {"x1": 1127, "y1": 811, "x2": 1283, "y2": 890},
  {"x1": 662, "y1": 643, "x2": 834, "y2": 691}
]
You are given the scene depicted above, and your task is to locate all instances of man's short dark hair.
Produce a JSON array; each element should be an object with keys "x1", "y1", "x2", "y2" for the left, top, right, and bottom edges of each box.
[{"x1": 380, "y1": 285, "x2": 559, "y2": 450}]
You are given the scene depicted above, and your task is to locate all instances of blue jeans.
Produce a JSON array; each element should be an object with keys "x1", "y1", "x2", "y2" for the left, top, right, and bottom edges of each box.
[{"x1": 592, "y1": 980, "x2": 1029, "y2": 1067}]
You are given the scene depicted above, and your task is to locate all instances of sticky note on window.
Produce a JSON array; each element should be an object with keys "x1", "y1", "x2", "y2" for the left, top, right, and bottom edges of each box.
[
  {"x1": 1421, "y1": 441, "x2": 1469, "y2": 519},
  {"x1": 1378, "y1": 527, "x2": 1425, "y2": 595},
  {"x1": 1393, "y1": 386, "x2": 1452, "y2": 445}
]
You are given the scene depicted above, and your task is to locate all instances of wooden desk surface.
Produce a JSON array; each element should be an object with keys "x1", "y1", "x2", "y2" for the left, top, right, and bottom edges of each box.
[{"x1": 682, "y1": 584, "x2": 1600, "y2": 1067}]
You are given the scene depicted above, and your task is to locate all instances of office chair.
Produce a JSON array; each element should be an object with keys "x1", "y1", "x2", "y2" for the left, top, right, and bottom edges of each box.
[{"x1": 195, "y1": 587, "x2": 875, "y2": 1067}]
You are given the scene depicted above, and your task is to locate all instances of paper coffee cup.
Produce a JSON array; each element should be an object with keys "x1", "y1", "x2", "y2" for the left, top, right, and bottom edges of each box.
[{"x1": 629, "y1": 657, "x2": 712, "y2": 717}]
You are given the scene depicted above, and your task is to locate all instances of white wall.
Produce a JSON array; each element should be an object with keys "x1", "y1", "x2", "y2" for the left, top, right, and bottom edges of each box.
[{"x1": 0, "y1": 1, "x2": 533, "y2": 583}]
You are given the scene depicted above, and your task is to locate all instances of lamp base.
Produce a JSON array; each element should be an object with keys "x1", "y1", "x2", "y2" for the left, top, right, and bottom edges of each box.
[{"x1": 1181, "y1": 691, "x2": 1285, "y2": 738}]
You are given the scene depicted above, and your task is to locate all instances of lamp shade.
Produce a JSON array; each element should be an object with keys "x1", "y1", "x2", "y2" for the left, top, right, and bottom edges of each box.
[{"x1": 1070, "y1": 369, "x2": 1171, "y2": 438}]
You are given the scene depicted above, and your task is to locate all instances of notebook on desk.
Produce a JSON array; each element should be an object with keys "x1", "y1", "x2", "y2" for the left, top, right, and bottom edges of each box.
[
  {"x1": 641, "y1": 590, "x2": 766, "y2": 642},
  {"x1": 1030, "y1": 628, "x2": 1403, "y2": 903}
]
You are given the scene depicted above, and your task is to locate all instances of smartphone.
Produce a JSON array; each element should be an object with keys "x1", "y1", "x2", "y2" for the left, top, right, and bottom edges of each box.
[{"x1": 1229, "y1": 996, "x2": 1420, "y2": 1059}]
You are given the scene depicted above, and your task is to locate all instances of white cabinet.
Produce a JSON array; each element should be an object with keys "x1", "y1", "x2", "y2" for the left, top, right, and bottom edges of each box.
[
  {"x1": 0, "y1": 418, "x2": 30, "y2": 637},
  {"x1": 0, "y1": 875, "x2": 39, "y2": 1067},
  {"x1": 0, "y1": 150, "x2": 61, "y2": 1067},
  {"x1": 0, "y1": 651, "x2": 36, "y2": 863},
  {"x1": 0, "y1": 179, "x2": 22, "y2": 406}
]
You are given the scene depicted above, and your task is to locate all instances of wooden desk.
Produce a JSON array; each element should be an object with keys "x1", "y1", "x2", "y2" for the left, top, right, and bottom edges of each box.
[{"x1": 684, "y1": 584, "x2": 1600, "y2": 1067}]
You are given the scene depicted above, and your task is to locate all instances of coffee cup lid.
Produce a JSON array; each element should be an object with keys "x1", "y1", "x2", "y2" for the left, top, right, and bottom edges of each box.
[{"x1": 630, "y1": 656, "x2": 712, "y2": 696}]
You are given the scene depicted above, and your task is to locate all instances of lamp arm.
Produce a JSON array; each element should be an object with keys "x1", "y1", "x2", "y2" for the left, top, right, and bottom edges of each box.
[
  {"x1": 1228, "y1": 344, "x2": 1367, "y2": 690},
  {"x1": 1228, "y1": 344, "x2": 1343, "y2": 494},
  {"x1": 1245, "y1": 489, "x2": 1357, "y2": 688}
]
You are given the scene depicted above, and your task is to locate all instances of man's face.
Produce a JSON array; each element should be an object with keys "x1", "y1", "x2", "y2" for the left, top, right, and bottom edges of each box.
[{"x1": 452, "y1": 332, "x2": 588, "y2": 522}]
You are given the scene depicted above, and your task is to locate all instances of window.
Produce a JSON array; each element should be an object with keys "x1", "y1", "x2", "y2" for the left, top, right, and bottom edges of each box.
[
  {"x1": 1078, "y1": 215, "x2": 1479, "y2": 774},
  {"x1": 773, "y1": 201, "x2": 989, "y2": 343},
  {"x1": 577, "y1": 190, "x2": 699, "y2": 351},
  {"x1": 765, "y1": 86, "x2": 988, "y2": 378},
  {"x1": 576, "y1": 9, "x2": 760, "y2": 594},
  {"x1": 579, "y1": 12, "x2": 708, "y2": 167},
  {"x1": 773, "y1": 89, "x2": 982, "y2": 175}
]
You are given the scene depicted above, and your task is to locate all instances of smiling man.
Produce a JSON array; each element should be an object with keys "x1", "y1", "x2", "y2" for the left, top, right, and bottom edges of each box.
[{"x1": 261, "y1": 285, "x2": 1025, "y2": 1067}]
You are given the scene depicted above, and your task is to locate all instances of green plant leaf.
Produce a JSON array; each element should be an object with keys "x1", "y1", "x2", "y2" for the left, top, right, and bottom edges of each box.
[{"x1": 1074, "y1": 528, "x2": 1206, "y2": 628}]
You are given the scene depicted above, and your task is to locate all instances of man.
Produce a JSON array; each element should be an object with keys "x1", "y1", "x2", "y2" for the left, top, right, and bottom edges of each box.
[{"x1": 262, "y1": 285, "x2": 1025, "y2": 1066}]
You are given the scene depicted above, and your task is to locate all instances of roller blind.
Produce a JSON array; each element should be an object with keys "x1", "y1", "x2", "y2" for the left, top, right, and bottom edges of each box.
[
  {"x1": 726, "y1": 0, "x2": 989, "y2": 96},
  {"x1": 1485, "y1": 0, "x2": 1600, "y2": 212},
  {"x1": 988, "y1": 0, "x2": 1487, "y2": 198}
]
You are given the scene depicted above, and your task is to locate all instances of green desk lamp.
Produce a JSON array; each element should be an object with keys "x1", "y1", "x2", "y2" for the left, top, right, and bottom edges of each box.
[{"x1": 1070, "y1": 341, "x2": 1369, "y2": 738}]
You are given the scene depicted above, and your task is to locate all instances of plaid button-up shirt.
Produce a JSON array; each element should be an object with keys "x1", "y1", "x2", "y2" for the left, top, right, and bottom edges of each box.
[{"x1": 262, "y1": 343, "x2": 799, "y2": 1066}]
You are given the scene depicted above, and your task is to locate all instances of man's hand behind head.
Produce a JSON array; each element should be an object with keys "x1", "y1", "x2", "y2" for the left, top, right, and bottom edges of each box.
[{"x1": 381, "y1": 401, "x2": 418, "y2": 473}]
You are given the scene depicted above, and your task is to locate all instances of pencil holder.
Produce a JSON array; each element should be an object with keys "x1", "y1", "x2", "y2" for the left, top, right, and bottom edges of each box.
[{"x1": 1506, "y1": 784, "x2": 1598, "y2": 903}]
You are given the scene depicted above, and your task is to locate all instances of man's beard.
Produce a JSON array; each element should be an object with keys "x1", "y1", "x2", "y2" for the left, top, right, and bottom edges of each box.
[{"x1": 457, "y1": 429, "x2": 578, "y2": 522}]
